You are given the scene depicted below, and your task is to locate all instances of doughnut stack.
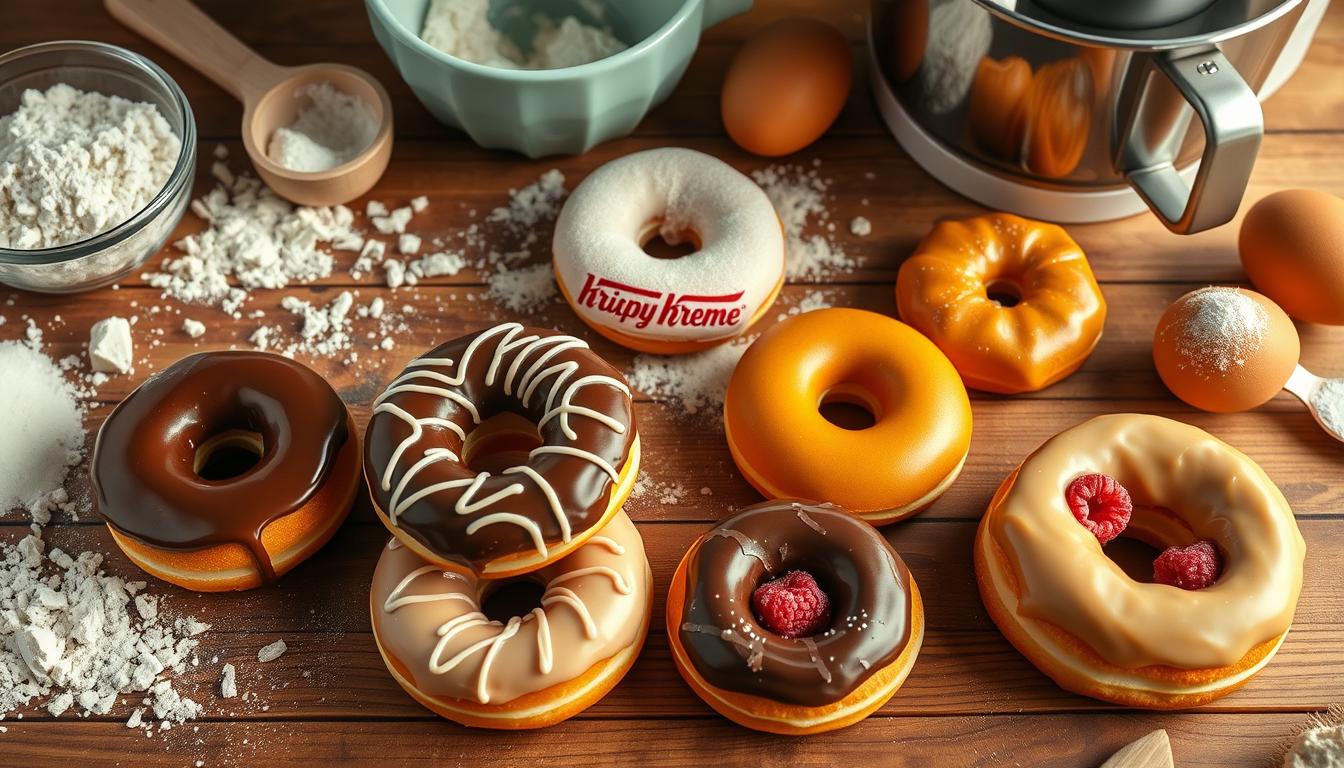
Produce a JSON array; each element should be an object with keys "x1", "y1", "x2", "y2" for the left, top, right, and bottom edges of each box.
[{"x1": 361, "y1": 322, "x2": 652, "y2": 729}]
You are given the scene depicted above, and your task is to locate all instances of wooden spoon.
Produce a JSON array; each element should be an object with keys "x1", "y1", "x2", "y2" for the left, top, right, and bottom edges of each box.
[
  {"x1": 1100, "y1": 730, "x2": 1174, "y2": 768},
  {"x1": 105, "y1": 0, "x2": 393, "y2": 206}
]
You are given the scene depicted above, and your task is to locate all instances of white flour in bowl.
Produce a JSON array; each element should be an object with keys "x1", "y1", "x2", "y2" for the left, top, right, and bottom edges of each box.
[
  {"x1": 267, "y1": 83, "x2": 379, "y2": 173},
  {"x1": 0, "y1": 83, "x2": 180, "y2": 250},
  {"x1": 420, "y1": 0, "x2": 627, "y2": 69}
]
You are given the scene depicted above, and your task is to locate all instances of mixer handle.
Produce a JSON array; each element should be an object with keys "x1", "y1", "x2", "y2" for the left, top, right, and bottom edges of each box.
[{"x1": 1115, "y1": 48, "x2": 1263, "y2": 235}]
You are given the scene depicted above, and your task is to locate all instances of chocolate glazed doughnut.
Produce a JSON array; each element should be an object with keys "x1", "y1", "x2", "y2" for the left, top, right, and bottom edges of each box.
[
  {"x1": 364, "y1": 323, "x2": 640, "y2": 578},
  {"x1": 92, "y1": 352, "x2": 359, "y2": 592},
  {"x1": 666, "y1": 500, "x2": 924, "y2": 734}
]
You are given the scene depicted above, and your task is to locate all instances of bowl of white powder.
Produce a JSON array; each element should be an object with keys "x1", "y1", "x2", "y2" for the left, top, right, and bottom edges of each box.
[
  {"x1": 366, "y1": 0, "x2": 752, "y2": 157},
  {"x1": 0, "y1": 41, "x2": 196, "y2": 293}
]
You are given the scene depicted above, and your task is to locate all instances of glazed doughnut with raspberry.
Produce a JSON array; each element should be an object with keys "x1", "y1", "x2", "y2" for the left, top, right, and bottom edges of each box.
[
  {"x1": 667, "y1": 500, "x2": 924, "y2": 734},
  {"x1": 552, "y1": 147, "x2": 786, "y2": 354},
  {"x1": 91, "y1": 352, "x2": 360, "y2": 592},
  {"x1": 975, "y1": 414, "x2": 1305, "y2": 709}
]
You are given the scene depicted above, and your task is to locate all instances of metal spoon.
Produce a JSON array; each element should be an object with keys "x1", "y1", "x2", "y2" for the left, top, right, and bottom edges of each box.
[
  {"x1": 106, "y1": 0, "x2": 393, "y2": 207},
  {"x1": 1283, "y1": 364, "x2": 1344, "y2": 443}
]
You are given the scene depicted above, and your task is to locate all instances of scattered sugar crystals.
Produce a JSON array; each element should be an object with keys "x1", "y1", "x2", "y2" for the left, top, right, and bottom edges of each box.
[
  {"x1": 627, "y1": 336, "x2": 752, "y2": 419},
  {"x1": 751, "y1": 163, "x2": 858, "y2": 280}
]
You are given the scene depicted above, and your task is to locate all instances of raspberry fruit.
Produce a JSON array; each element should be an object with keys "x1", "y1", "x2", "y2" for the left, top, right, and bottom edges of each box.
[
  {"x1": 1153, "y1": 540, "x2": 1221, "y2": 590},
  {"x1": 1065, "y1": 473, "x2": 1133, "y2": 545},
  {"x1": 752, "y1": 570, "x2": 831, "y2": 639}
]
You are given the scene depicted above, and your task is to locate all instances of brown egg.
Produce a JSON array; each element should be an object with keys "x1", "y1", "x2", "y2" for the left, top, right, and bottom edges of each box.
[
  {"x1": 722, "y1": 18, "x2": 853, "y2": 157},
  {"x1": 1153, "y1": 287, "x2": 1299, "y2": 413},
  {"x1": 1240, "y1": 189, "x2": 1344, "y2": 325},
  {"x1": 968, "y1": 56, "x2": 1032, "y2": 161}
]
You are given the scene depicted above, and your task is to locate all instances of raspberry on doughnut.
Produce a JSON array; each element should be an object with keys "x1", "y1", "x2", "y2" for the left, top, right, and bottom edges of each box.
[
  {"x1": 724, "y1": 307, "x2": 972, "y2": 524},
  {"x1": 897, "y1": 212, "x2": 1106, "y2": 394},
  {"x1": 91, "y1": 352, "x2": 360, "y2": 592},
  {"x1": 552, "y1": 148, "x2": 786, "y2": 354},
  {"x1": 667, "y1": 500, "x2": 925, "y2": 735},
  {"x1": 371, "y1": 512, "x2": 652, "y2": 729},
  {"x1": 364, "y1": 323, "x2": 640, "y2": 578},
  {"x1": 975, "y1": 414, "x2": 1305, "y2": 709}
]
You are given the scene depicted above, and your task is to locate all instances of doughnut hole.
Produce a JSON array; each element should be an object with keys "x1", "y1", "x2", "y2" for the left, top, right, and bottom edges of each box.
[
  {"x1": 194, "y1": 429, "x2": 265, "y2": 481},
  {"x1": 818, "y1": 383, "x2": 879, "y2": 431},
  {"x1": 480, "y1": 578, "x2": 547, "y2": 623},
  {"x1": 462, "y1": 412, "x2": 544, "y2": 474},
  {"x1": 1102, "y1": 504, "x2": 1205, "y2": 586},
  {"x1": 639, "y1": 220, "x2": 702, "y2": 260},
  {"x1": 984, "y1": 278, "x2": 1023, "y2": 308}
]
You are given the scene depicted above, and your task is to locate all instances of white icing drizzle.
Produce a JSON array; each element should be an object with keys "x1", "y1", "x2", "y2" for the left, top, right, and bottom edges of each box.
[
  {"x1": 383, "y1": 545, "x2": 633, "y2": 703},
  {"x1": 802, "y1": 637, "x2": 833, "y2": 683},
  {"x1": 372, "y1": 323, "x2": 631, "y2": 558},
  {"x1": 795, "y1": 509, "x2": 827, "y2": 535},
  {"x1": 679, "y1": 623, "x2": 841, "y2": 682}
]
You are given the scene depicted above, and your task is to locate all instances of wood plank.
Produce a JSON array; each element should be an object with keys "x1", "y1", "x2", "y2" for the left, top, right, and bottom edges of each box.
[
  {"x1": 0, "y1": 713, "x2": 1311, "y2": 767},
  {"x1": 0, "y1": 519, "x2": 1338, "y2": 722}
]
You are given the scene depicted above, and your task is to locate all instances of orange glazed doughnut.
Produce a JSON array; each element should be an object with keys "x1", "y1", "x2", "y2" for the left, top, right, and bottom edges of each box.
[
  {"x1": 724, "y1": 308, "x2": 971, "y2": 524},
  {"x1": 897, "y1": 213, "x2": 1106, "y2": 394},
  {"x1": 91, "y1": 352, "x2": 359, "y2": 592},
  {"x1": 667, "y1": 501, "x2": 924, "y2": 735},
  {"x1": 975, "y1": 414, "x2": 1305, "y2": 709},
  {"x1": 371, "y1": 512, "x2": 651, "y2": 729}
]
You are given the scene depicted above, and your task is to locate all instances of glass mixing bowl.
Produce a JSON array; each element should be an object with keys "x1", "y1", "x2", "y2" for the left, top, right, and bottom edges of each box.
[{"x1": 0, "y1": 40, "x2": 196, "y2": 293}]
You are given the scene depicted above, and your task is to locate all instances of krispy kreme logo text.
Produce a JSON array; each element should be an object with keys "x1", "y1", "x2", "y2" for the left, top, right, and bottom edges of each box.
[{"x1": 575, "y1": 273, "x2": 746, "y2": 330}]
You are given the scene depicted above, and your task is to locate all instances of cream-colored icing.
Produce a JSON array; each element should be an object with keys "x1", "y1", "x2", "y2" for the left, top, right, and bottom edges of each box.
[
  {"x1": 552, "y1": 147, "x2": 785, "y2": 344},
  {"x1": 985, "y1": 413, "x2": 1305, "y2": 670},
  {"x1": 371, "y1": 323, "x2": 631, "y2": 558},
  {"x1": 371, "y1": 512, "x2": 650, "y2": 705}
]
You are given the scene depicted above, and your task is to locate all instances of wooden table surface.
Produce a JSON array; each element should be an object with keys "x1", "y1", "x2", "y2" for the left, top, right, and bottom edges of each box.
[{"x1": 6, "y1": 1, "x2": 1344, "y2": 765}]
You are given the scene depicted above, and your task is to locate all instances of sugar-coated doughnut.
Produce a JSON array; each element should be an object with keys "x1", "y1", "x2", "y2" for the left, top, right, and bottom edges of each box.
[
  {"x1": 92, "y1": 352, "x2": 359, "y2": 592},
  {"x1": 724, "y1": 308, "x2": 972, "y2": 525},
  {"x1": 897, "y1": 212, "x2": 1106, "y2": 394},
  {"x1": 553, "y1": 148, "x2": 786, "y2": 354},
  {"x1": 372, "y1": 511, "x2": 652, "y2": 729},
  {"x1": 975, "y1": 414, "x2": 1305, "y2": 709},
  {"x1": 667, "y1": 500, "x2": 924, "y2": 734},
  {"x1": 364, "y1": 323, "x2": 640, "y2": 578}
]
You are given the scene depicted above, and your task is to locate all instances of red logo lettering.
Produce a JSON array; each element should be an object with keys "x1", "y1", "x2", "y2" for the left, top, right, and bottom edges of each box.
[{"x1": 574, "y1": 273, "x2": 747, "y2": 331}]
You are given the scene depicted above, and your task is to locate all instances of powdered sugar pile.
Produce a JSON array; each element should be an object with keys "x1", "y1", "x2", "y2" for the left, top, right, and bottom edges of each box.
[
  {"x1": 0, "y1": 83, "x2": 180, "y2": 250},
  {"x1": 420, "y1": 0, "x2": 626, "y2": 70},
  {"x1": 1169, "y1": 287, "x2": 1269, "y2": 373},
  {"x1": 1283, "y1": 712, "x2": 1344, "y2": 768},
  {"x1": 267, "y1": 83, "x2": 378, "y2": 173},
  {"x1": 487, "y1": 263, "x2": 557, "y2": 312},
  {"x1": 0, "y1": 341, "x2": 84, "y2": 522},
  {"x1": 752, "y1": 163, "x2": 857, "y2": 280},
  {"x1": 1310, "y1": 378, "x2": 1344, "y2": 438}
]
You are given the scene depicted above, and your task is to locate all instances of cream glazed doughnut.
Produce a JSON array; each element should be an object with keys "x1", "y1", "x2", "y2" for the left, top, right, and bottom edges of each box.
[
  {"x1": 975, "y1": 414, "x2": 1305, "y2": 709},
  {"x1": 370, "y1": 511, "x2": 652, "y2": 729},
  {"x1": 553, "y1": 147, "x2": 786, "y2": 354}
]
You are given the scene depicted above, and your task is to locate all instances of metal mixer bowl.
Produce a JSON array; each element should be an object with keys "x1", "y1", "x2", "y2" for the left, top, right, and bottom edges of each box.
[{"x1": 0, "y1": 41, "x2": 196, "y2": 293}]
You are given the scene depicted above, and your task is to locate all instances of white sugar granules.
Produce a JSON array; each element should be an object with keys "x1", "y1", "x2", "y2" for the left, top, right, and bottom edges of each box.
[
  {"x1": 1310, "y1": 378, "x2": 1344, "y2": 437},
  {"x1": 267, "y1": 83, "x2": 378, "y2": 173},
  {"x1": 628, "y1": 336, "x2": 752, "y2": 419},
  {"x1": 486, "y1": 263, "x2": 556, "y2": 313},
  {"x1": 1170, "y1": 287, "x2": 1269, "y2": 373},
  {"x1": 751, "y1": 164, "x2": 857, "y2": 280},
  {"x1": 0, "y1": 84, "x2": 180, "y2": 249},
  {"x1": 0, "y1": 342, "x2": 83, "y2": 519},
  {"x1": 420, "y1": 0, "x2": 626, "y2": 70},
  {"x1": 144, "y1": 152, "x2": 355, "y2": 315},
  {"x1": 256, "y1": 640, "x2": 287, "y2": 663},
  {"x1": 0, "y1": 527, "x2": 209, "y2": 727},
  {"x1": 1284, "y1": 721, "x2": 1344, "y2": 768}
]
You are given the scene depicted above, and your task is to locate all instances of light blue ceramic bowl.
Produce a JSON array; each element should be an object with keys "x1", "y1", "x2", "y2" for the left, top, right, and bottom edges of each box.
[{"x1": 366, "y1": 0, "x2": 752, "y2": 157}]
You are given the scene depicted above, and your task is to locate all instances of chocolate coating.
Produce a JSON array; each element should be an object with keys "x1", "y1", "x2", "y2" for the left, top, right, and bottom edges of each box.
[
  {"x1": 91, "y1": 352, "x2": 352, "y2": 582},
  {"x1": 678, "y1": 501, "x2": 915, "y2": 706},
  {"x1": 363, "y1": 324, "x2": 637, "y2": 572}
]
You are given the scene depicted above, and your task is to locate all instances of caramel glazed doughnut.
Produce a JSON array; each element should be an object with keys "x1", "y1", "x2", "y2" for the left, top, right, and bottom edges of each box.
[
  {"x1": 667, "y1": 501, "x2": 924, "y2": 734},
  {"x1": 976, "y1": 414, "x2": 1305, "y2": 709},
  {"x1": 371, "y1": 511, "x2": 652, "y2": 728},
  {"x1": 91, "y1": 352, "x2": 360, "y2": 592},
  {"x1": 552, "y1": 147, "x2": 786, "y2": 354},
  {"x1": 364, "y1": 323, "x2": 641, "y2": 578}
]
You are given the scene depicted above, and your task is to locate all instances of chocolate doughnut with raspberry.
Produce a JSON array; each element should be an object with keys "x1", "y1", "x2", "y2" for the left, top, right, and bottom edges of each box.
[
  {"x1": 92, "y1": 352, "x2": 359, "y2": 592},
  {"x1": 666, "y1": 500, "x2": 924, "y2": 734}
]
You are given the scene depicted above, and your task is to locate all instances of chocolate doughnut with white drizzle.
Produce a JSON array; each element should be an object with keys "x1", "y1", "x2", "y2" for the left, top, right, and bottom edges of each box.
[
  {"x1": 364, "y1": 323, "x2": 640, "y2": 576},
  {"x1": 676, "y1": 500, "x2": 917, "y2": 705}
]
